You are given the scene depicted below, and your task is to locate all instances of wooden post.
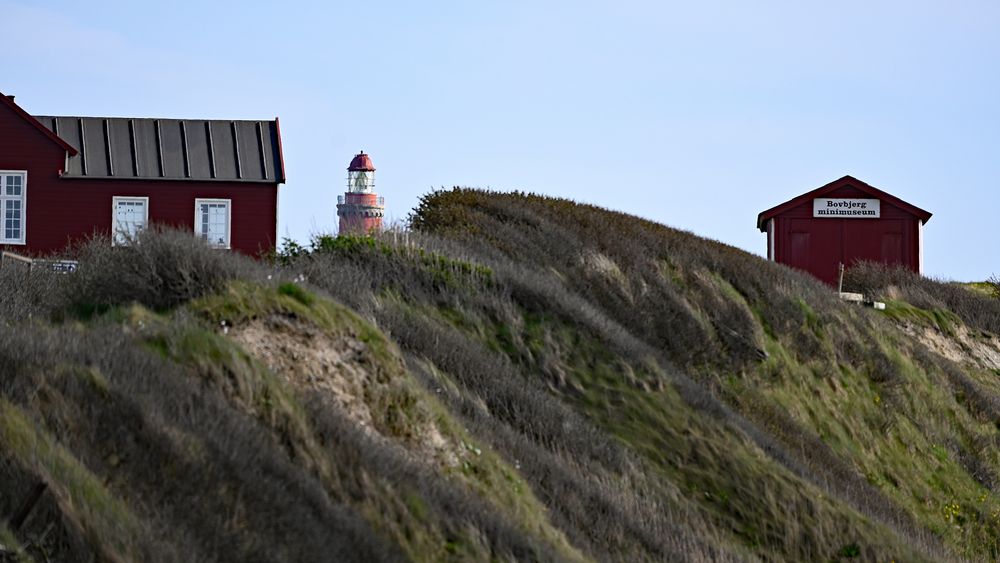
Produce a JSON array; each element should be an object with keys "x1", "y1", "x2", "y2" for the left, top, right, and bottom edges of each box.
[{"x1": 838, "y1": 262, "x2": 845, "y2": 294}]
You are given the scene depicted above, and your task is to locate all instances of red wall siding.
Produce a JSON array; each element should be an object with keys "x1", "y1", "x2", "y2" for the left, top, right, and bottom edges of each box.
[
  {"x1": 0, "y1": 104, "x2": 277, "y2": 257},
  {"x1": 772, "y1": 185, "x2": 921, "y2": 285},
  {"x1": 34, "y1": 179, "x2": 278, "y2": 256}
]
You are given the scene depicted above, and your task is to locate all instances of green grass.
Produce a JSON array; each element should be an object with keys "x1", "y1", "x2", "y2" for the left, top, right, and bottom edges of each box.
[
  {"x1": 419, "y1": 359, "x2": 587, "y2": 559},
  {"x1": 194, "y1": 283, "x2": 424, "y2": 435},
  {"x1": 739, "y1": 300, "x2": 1000, "y2": 559},
  {"x1": 0, "y1": 400, "x2": 140, "y2": 562},
  {"x1": 142, "y1": 317, "x2": 321, "y2": 462},
  {"x1": 277, "y1": 281, "x2": 315, "y2": 305},
  {"x1": 9, "y1": 196, "x2": 1000, "y2": 561},
  {"x1": 528, "y1": 318, "x2": 909, "y2": 560},
  {"x1": 186, "y1": 283, "x2": 585, "y2": 561},
  {"x1": 409, "y1": 290, "x2": 916, "y2": 560},
  {"x1": 158, "y1": 288, "x2": 466, "y2": 559},
  {"x1": 312, "y1": 233, "x2": 395, "y2": 256},
  {"x1": 960, "y1": 281, "x2": 997, "y2": 297},
  {"x1": 0, "y1": 525, "x2": 33, "y2": 563},
  {"x1": 880, "y1": 299, "x2": 962, "y2": 336}
]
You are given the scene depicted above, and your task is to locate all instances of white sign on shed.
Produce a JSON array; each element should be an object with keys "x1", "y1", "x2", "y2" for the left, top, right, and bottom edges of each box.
[{"x1": 813, "y1": 198, "x2": 880, "y2": 218}]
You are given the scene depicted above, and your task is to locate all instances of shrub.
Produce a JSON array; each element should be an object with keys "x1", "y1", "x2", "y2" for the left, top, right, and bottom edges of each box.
[
  {"x1": 62, "y1": 227, "x2": 266, "y2": 315},
  {"x1": 0, "y1": 265, "x2": 62, "y2": 323},
  {"x1": 845, "y1": 261, "x2": 1000, "y2": 335}
]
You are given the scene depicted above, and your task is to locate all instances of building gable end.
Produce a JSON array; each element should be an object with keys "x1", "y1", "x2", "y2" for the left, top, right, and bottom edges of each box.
[
  {"x1": 0, "y1": 93, "x2": 78, "y2": 156},
  {"x1": 756, "y1": 175, "x2": 932, "y2": 231}
]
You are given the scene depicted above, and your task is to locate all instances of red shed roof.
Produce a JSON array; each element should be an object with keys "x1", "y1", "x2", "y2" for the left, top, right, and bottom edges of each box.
[
  {"x1": 348, "y1": 151, "x2": 375, "y2": 172},
  {"x1": 0, "y1": 92, "x2": 79, "y2": 156},
  {"x1": 756, "y1": 175, "x2": 932, "y2": 231}
]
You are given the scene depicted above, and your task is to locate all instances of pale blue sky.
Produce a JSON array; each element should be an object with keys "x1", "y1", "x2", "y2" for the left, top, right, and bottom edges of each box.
[{"x1": 3, "y1": 0, "x2": 999, "y2": 280}]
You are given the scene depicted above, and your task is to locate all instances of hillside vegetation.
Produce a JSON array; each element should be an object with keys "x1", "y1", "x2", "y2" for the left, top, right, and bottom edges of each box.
[{"x1": 2, "y1": 189, "x2": 1000, "y2": 561}]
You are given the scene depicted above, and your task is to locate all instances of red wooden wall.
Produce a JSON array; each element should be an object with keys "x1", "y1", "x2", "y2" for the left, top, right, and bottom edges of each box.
[{"x1": 0, "y1": 102, "x2": 277, "y2": 257}]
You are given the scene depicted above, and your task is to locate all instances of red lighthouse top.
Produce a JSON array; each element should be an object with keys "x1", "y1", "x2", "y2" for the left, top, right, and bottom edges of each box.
[{"x1": 348, "y1": 151, "x2": 375, "y2": 172}]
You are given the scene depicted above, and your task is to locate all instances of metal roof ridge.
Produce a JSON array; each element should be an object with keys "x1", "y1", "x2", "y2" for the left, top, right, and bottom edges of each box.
[
  {"x1": 56, "y1": 174, "x2": 279, "y2": 183},
  {"x1": 33, "y1": 114, "x2": 278, "y2": 124}
]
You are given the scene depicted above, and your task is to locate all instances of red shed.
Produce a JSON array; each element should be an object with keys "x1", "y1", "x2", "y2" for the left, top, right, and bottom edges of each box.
[
  {"x1": 757, "y1": 176, "x2": 931, "y2": 286},
  {"x1": 0, "y1": 92, "x2": 285, "y2": 257}
]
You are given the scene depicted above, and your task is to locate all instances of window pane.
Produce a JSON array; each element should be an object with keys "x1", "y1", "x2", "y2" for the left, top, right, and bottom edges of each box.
[
  {"x1": 4, "y1": 199, "x2": 20, "y2": 240},
  {"x1": 210, "y1": 204, "x2": 227, "y2": 245},
  {"x1": 0, "y1": 175, "x2": 25, "y2": 241},
  {"x1": 114, "y1": 199, "x2": 146, "y2": 244},
  {"x1": 200, "y1": 205, "x2": 209, "y2": 235},
  {"x1": 198, "y1": 201, "x2": 228, "y2": 247}
]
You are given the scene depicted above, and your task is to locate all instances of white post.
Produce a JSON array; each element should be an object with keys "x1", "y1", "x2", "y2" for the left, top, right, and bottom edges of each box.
[{"x1": 918, "y1": 221, "x2": 924, "y2": 275}]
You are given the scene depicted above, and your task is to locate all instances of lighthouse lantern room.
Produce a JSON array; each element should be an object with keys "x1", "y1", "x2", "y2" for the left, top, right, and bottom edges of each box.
[{"x1": 337, "y1": 151, "x2": 385, "y2": 234}]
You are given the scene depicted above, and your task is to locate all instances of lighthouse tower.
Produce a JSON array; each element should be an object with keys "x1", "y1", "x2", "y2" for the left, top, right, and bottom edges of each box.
[{"x1": 337, "y1": 151, "x2": 385, "y2": 234}]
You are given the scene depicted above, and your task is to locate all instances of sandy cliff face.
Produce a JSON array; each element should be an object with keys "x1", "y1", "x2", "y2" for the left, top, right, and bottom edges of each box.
[
  {"x1": 228, "y1": 313, "x2": 456, "y2": 467},
  {"x1": 898, "y1": 319, "x2": 1000, "y2": 371}
]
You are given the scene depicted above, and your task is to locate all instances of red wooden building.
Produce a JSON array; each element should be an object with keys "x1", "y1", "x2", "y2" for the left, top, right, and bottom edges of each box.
[
  {"x1": 0, "y1": 92, "x2": 285, "y2": 257},
  {"x1": 757, "y1": 176, "x2": 931, "y2": 286}
]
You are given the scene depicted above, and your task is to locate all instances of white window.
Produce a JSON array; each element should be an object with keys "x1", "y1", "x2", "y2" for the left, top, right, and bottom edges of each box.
[
  {"x1": 112, "y1": 196, "x2": 149, "y2": 245},
  {"x1": 0, "y1": 171, "x2": 26, "y2": 245},
  {"x1": 195, "y1": 198, "x2": 231, "y2": 248}
]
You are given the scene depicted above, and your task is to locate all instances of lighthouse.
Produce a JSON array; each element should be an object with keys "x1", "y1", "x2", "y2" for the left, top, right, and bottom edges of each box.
[{"x1": 337, "y1": 151, "x2": 385, "y2": 234}]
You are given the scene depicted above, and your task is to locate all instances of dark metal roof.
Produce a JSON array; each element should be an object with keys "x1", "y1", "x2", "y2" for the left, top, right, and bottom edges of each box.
[
  {"x1": 348, "y1": 151, "x2": 375, "y2": 171},
  {"x1": 32, "y1": 115, "x2": 285, "y2": 184}
]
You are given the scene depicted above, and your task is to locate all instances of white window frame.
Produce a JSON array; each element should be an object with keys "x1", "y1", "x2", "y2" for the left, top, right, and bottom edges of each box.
[
  {"x1": 0, "y1": 170, "x2": 27, "y2": 245},
  {"x1": 111, "y1": 196, "x2": 149, "y2": 246},
  {"x1": 194, "y1": 198, "x2": 232, "y2": 249}
]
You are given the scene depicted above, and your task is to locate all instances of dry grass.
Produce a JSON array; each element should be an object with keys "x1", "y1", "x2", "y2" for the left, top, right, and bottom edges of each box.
[{"x1": 2, "y1": 197, "x2": 998, "y2": 561}]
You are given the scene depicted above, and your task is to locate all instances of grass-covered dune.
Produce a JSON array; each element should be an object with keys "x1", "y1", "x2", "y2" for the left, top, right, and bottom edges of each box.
[{"x1": 2, "y1": 189, "x2": 1000, "y2": 562}]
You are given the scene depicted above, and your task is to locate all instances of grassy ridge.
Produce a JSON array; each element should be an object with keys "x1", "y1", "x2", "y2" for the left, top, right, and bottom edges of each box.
[
  {"x1": 400, "y1": 188, "x2": 1000, "y2": 559},
  {"x1": 0, "y1": 193, "x2": 999, "y2": 560}
]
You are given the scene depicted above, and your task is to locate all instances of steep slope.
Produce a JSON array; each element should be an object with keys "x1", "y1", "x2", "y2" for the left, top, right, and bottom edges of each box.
[
  {"x1": 2, "y1": 194, "x2": 1000, "y2": 561},
  {"x1": 0, "y1": 232, "x2": 586, "y2": 562},
  {"x1": 397, "y1": 189, "x2": 1000, "y2": 560}
]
